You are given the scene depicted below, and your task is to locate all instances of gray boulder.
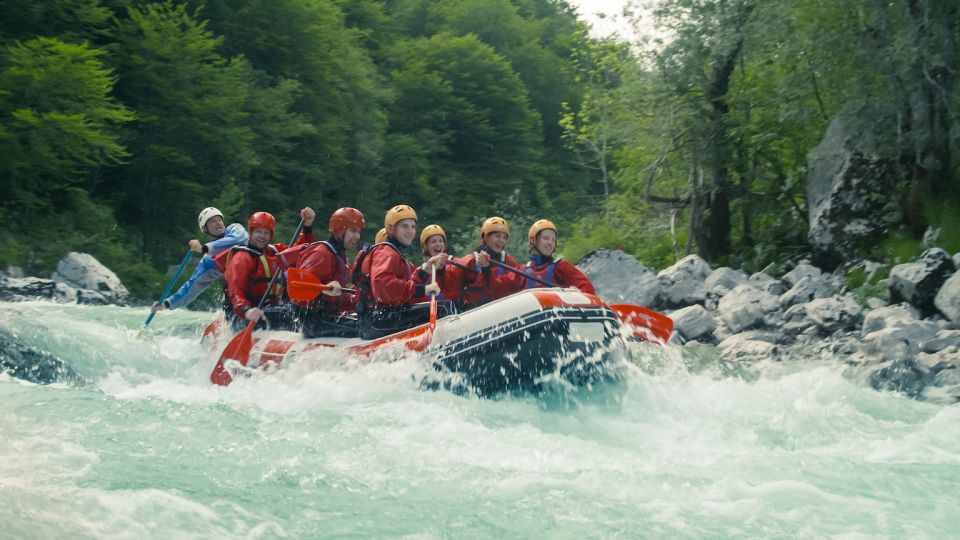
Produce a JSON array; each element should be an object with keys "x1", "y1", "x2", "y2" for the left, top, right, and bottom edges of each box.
[
  {"x1": 0, "y1": 329, "x2": 82, "y2": 385},
  {"x1": 889, "y1": 248, "x2": 955, "y2": 315},
  {"x1": 923, "y1": 330, "x2": 960, "y2": 354},
  {"x1": 802, "y1": 295, "x2": 862, "y2": 333},
  {"x1": 657, "y1": 254, "x2": 711, "y2": 307},
  {"x1": 670, "y1": 305, "x2": 717, "y2": 341},
  {"x1": 782, "y1": 261, "x2": 823, "y2": 288},
  {"x1": 862, "y1": 320, "x2": 941, "y2": 364},
  {"x1": 718, "y1": 334, "x2": 781, "y2": 362},
  {"x1": 52, "y1": 252, "x2": 129, "y2": 304},
  {"x1": 862, "y1": 303, "x2": 922, "y2": 334},
  {"x1": 717, "y1": 284, "x2": 781, "y2": 333},
  {"x1": 0, "y1": 276, "x2": 57, "y2": 301},
  {"x1": 577, "y1": 249, "x2": 660, "y2": 307},
  {"x1": 934, "y1": 271, "x2": 960, "y2": 324},
  {"x1": 869, "y1": 349, "x2": 960, "y2": 402},
  {"x1": 704, "y1": 267, "x2": 748, "y2": 295},
  {"x1": 748, "y1": 272, "x2": 787, "y2": 295},
  {"x1": 806, "y1": 112, "x2": 901, "y2": 269}
]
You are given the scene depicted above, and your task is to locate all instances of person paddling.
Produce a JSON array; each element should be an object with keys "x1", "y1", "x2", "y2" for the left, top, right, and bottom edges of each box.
[
  {"x1": 355, "y1": 205, "x2": 445, "y2": 339},
  {"x1": 415, "y1": 224, "x2": 465, "y2": 305},
  {"x1": 151, "y1": 207, "x2": 247, "y2": 312},
  {"x1": 282, "y1": 208, "x2": 365, "y2": 337},
  {"x1": 524, "y1": 219, "x2": 595, "y2": 294},
  {"x1": 455, "y1": 216, "x2": 524, "y2": 308},
  {"x1": 215, "y1": 208, "x2": 315, "y2": 330}
]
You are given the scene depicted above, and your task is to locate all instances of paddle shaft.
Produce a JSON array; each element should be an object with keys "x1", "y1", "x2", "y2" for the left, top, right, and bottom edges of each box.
[
  {"x1": 487, "y1": 257, "x2": 558, "y2": 288},
  {"x1": 254, "y1": 219, "x2": 304, "y2": 311},
  {"x1": 144, "y1": 250, "x2": 193, "y2": 327}
]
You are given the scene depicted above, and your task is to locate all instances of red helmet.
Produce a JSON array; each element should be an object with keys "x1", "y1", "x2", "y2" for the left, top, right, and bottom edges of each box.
[
  {"x1": 248, "y1": 212, "x2": 276, "y2": 235},
  {"x1": 329, "y1": 207, "x2": 365, "y2": 237}
]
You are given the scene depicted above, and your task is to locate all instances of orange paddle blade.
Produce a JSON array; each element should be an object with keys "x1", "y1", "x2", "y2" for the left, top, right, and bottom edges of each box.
[
  {"x1": 609, "y1": 304, "x2": 674, "y2": 343},
  {"x1": 210, "y1": 321, "x2": 254, "y2": 386},
  {"x1": 286, "y1": 269, "x2": 326, "y2": 302}
]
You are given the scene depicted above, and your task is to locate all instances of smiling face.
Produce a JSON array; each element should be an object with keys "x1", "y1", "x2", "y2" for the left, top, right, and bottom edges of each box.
[
  {"x1": 533, "y1": 229, "x2": 557, "y2": 256},
  {"x1": 248, "y1": 227, "x2": 272, "y2": 249},
  {"x1": 424, "y1": 235, "x2": 445, "y2": 256},
  {"x1": 390, "y1": 219, "x2": 417, "y2": 247},
  {"x1": 342, "y1": 227, "x2": 362, "y2": 251},
  {"x1": 484, "y1": 231, "x2": 508, "y2": 253},
  {"x1": 204, "y1": 216, "x2": 226, "y2": 237}
]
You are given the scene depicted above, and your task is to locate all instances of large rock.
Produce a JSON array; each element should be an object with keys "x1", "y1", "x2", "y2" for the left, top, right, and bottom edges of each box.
[
  {"x1": 806, "y1": 112, "x2": 901, "y2": 269},
  {"x1": 577, "y1": 249, "x2": 660, "y2": 307},
  {"x1": 862, "y1": 303, "x2": 921, "y2": 334},
  {"x1": 51, "y1": 252, "x2": 129, "y2": 305},
  {"x1": 0, "y1": 329, "x2": 82, "y2": 385},
  {"x1": 861, "y1": 321, "x2": 941, "y2": 364},
  {"x1": 718, "y1": 334, "x2": 781, "y2": 362},
  {"x1": 868, "y1": 349, "x2": 960, "y2": 402},
  {"x1": 802, "y1": 295, "x2": 862, "y2": 333},
  {"x1": 748, "y1": 272, "x2": 787, "y2": 296},
  {"x1": 670, "y1": 305, "x2": 717, "y2": 341},
  {"x1": 704, "y1": 267, "x2": 748, "y2": 295},
  {"x1": 934, "y1": 271, "x2": 960, "y2": 324},
  {"x1": 782, "y1": 261, "x2": 823, "y2": 288},
  {"x1": 657, "y1": 254, "x2": 711, "y2": 307},
  {"x1": 717, "y1": 284, "x2": 781, "y2": 333},
  {"x1": 888, "y1": 248, "x2": 955, "y2": 315},
  {"x1": 0, "y1": 276, "x2": 57, "y2": 301},
  {"x1": 779, "y1": 273, "x2": 839, "y2": 307}
]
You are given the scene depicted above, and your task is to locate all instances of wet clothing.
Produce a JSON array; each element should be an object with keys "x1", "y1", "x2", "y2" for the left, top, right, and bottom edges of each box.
[
  {"x1": 414, "y1": 261, "x2": 467, "y2": 304},
  {"x1": 360, "y1": 239, "x2": 425, "y2": 307},
  {"x1": 214, "y1": 228, "x2": 314, "y2": 319},
  {"x1": 456, "y1": 247, "x2": 524, "y2": 307},
  {"x1": 164, "y1": 223, "x2": 247, "y2": 309},
  {"x1": 280, "y1": 235, "x2": 357, "y2": 313},
  {"x1": 355, "y1": 238, "x2": 450, "y2": 339},
  {"x1": 525, "y1": 255, "x2": 596, "y2": 295}
]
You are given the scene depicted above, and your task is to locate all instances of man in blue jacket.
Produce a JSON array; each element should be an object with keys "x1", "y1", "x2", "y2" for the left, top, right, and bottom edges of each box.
[{"x1": 151, "y1": 207, "x2": 248, "y2": 312}]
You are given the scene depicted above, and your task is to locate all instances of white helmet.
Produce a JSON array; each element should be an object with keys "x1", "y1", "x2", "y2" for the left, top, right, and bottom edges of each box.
[{"x1": 197, "y1": 207, "x2": 223, "y2": 232}]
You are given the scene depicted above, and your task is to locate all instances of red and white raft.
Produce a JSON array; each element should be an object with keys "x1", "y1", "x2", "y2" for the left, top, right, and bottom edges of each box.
[{"x1": 203, "y1": 288, "x2": 672, "y2": 396}]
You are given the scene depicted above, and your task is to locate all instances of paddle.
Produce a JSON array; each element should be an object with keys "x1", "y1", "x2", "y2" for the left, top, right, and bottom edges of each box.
[
  {"x1": 210, "y1": 219, "x2": 304, "y2": 386},
  {"x1": 486, "y1": 257, "x2": 674, "y2": 342},
  {"x1": 138, "y1": 250, "x2": 193, "y2": 336},
  {"x1": 286, "y1": 268, "x2": 357, "y2": 302},
  {"x1": 404, "y1": 263, "x2": 438, "y2": 353}
]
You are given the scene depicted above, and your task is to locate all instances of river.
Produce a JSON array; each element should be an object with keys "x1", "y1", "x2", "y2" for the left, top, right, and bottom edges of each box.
[{"x1": 1, "y1": 301, "x2": 957, "y2": 538}]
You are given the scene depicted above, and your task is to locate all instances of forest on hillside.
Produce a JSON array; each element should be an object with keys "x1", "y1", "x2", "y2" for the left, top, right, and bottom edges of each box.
[{"x1": 0, "y1": 0, "x2": 957, "y2": 300}]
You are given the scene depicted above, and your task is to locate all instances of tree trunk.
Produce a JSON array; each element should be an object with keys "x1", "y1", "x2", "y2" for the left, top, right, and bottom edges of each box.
[
  {"x1": 902, "y1": 0, "x2": 956, "y2": 232},
  {"x1": 691, "y1": 39, "x2": 742, "y2": 261}
]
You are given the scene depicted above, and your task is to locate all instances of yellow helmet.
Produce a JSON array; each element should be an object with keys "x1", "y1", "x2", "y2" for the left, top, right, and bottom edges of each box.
[
  {"x1": 481, "y1": 216, "x2": 509, "y2": 239},
  {"x1": 375, "y1": 228, "x2": 388, "y2": 243},
  {"x1": 384, "y1": 204, "x2": 417, "y2": 229},
  {"x1": 528, "y1": 219, "x2": 558, "y2": 244},
  {"x1": 420, "y1": 224, "x2": 447, "y2": 251}
]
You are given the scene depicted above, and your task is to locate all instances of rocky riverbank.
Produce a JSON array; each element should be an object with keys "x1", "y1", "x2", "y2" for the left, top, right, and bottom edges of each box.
[{"x1": 578, "y1": 248, "x2": 960, "y2": 404}]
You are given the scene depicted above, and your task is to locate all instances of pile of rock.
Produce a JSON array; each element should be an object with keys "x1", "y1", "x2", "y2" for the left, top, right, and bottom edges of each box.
[
  {"x1": 578, "y1": 248, "x2": 960, "y2": 403},
  {"x1": 0, "y1": 252, "x2": 129, "y2": 305}
]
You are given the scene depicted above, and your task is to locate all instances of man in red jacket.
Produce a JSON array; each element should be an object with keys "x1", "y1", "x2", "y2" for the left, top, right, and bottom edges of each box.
[
  {"x1": 455, "y1": 216, "x2": 524, "y2": 308},
  {"x1": 217, "y1": 208, "x2": 315, "y2": 329},
  {"x1": 282, "y1": 207, "x2": 365, "y2": 337},
  {"x1": 524, "y1": 219, "x2": 595, "y2": 294},
  {"x1": 357, "y1": 204, "x2": 443, "y2": 339}
]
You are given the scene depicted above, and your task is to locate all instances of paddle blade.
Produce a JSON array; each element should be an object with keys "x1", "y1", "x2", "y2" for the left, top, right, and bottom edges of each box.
[
  {"x1": 287, "y1": 268, "x2": 333, "y2": 302},
  {"x1": 610, "y1": 304, "x2": 674, "y2": 343},
  {"x1": 210, "y1": 322, "x2": 254, "y2": 386}
]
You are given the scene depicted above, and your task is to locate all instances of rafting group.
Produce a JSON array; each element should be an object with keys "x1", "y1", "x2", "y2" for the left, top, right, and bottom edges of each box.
[{"x1": 149, "y1": 204, "x2": 596, "y2": 341}]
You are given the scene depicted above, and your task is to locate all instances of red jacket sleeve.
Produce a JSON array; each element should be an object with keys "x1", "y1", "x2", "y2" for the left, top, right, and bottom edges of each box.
[
  {"x1": 556, "y1": 260, "x2": 595, "y2": 294},
  {"x1": 224, "y1": 252, "x2": 258, "y2": 317},
  {"x1": 370, "y1": 247, "x2": 416, "y2": 306},
  {"x1": 298, "y1": 245, "x2": 337, "y2": 282}
]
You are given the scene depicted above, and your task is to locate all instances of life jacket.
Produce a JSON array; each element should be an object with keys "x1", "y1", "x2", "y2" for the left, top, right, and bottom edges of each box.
[
  {"x1": 525, "y1": 257, "x2": 559, "y2": 289},
  {"x1": 351, "y1": 241, "x2": 398, "y2": 314},
  {"x1": 225, "y1": 245, "x2": 282, "y2": 295}
]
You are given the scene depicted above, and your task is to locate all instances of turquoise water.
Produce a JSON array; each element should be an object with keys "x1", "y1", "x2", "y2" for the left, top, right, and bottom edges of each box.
[{"x1": 1, "y1": 301, "x2": 958, "y2": 538}]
